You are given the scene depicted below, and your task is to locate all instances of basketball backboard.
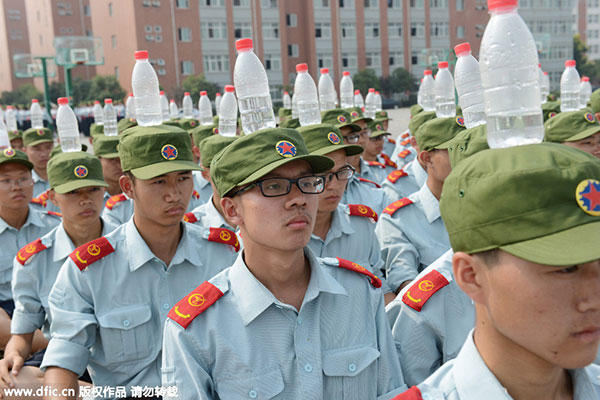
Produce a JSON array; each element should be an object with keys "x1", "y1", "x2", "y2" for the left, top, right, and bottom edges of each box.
[
  {"x1": 13, "y1": 54, "x2": 57, "y2": 78},
  {"x1": 53, "y1": 36, "x2": 104, "y2": 67}
]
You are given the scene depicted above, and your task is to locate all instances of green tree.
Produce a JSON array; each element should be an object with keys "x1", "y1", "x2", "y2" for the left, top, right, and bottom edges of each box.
[
  {"x1": 352, "y1": 69, "x2": 380, "y2": 96},
  {"x1": 176, "y1": 74, "x2": 220, "y2": 105},
  {"x1": 389, "y1": 67, "x2": 417, "y2": 95},
  {"x1": 0, "y1": 84, "x2": 43, "y2": 107},
  {"x1": 87, "y1": 75, "x2": 126, "y2": 104}
]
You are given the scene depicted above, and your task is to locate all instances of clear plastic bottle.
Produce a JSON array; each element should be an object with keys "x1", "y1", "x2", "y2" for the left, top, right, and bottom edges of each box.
[
  {"x1": 103, "y1": 99, "x2": 118, "y2": 137},
  {"x1": 420, "y1": 71, "x2": 436, "y2": 111},
  {"x1": 233, "y1": 38, "x2": 276, "y2": 134},
  {"x1": 340, "y1": 71, "x2": 354, "y2": 108},
  {"x1": 56, "y1": 97, "x2": 81, "y2": 152},
  {"x1": 125, "y1": 93, "x2": 135, "y2": 120},
  {"x1": 454, "y1": 42, "x2": 486, "y2": 128},
  {"x1": 374, "y1": 91, "x2": 383, "y2": 112},
  {"x1": 198, "y1": 91, "x2": 213, "y2": 125},
  {"x1": 542, "y1": 71, "x2": 550, "y2": 104},
  {"x1": 294, "y1": 63, "x2": 321, "y2": 126},
  {"x1": 131, "y1": 50, "x2": 162, "y2": 126},
  {"x1": 30, "y1": 99, "x2": 44, "y2": 129},
  {"x1": 169, "y1": 99, "x2": 179, "y2": 119},
  {"x1": 417, "y1": 78, "x2": 424, "y2": 108},
  {"x1": 182, "y1": 92, "x2": 194, "y2": 118},
  {"x1": 93, "y1": 100, "x2": 104, "y2": 125},
  {"x1": 215, "y1": 92, "x2": 222, "y2": 115},
  {"x1": 283, "y1": 91, "x2": 292, "y2": 109},
  {"x1": 291, "y1": 93, "x2": 298, "y2": 118},
  {"x1": 218, "y1": 85, "x2": 238, "y2": 137},
  {"x1": 0, "y1": 118, "x2": 10, "y2": 149},
  {"x1": 364, "y1": 88, "x2": 376, "y2": 119},
  {"x1": 0, "y1": 106, "x2": 4, "y2": 126},
  {"x1": 318, "y1": 68, "x2": 336, "y2": 111},
  {"x1": 560, "y1": 60, "x2": 581, "y2": 112},
  {"x1": 5, "y1": 106, "x2": 17, "y2": 133},
  {"x1": 434, "y1": 61, "x2": 456, "y2": 118},
  {"x1": 160, "y1": 91, "x2": 170, "y2": 122},
  {"x1": 354, "y1": 90, "x2": 364, "y2": 110},
  {"x1": 479, "y1": 0, "x2": 543, "y2": 148},
  {"x1": 580, "y1": 76, "x2": 592, "y2": 109}
]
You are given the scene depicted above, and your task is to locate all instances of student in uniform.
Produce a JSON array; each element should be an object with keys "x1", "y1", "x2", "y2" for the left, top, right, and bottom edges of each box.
[
  {"x1": 22, "y1": 128, "x2": 54, "y2": 197},
  {"x1": 544, "y1": 110, "x2": 600, "y2": 159},
  {"x1": 93, "y1": 134, "x2": 123, "y2": 202},
  {"x1": 361, "y1": 120, "x2": 397, "y2": 185}
]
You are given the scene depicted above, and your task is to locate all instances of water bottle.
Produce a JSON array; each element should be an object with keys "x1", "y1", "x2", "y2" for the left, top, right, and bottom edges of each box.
[
  {"x1": 479, "y1": 0, "x2": 544, "y2": 148},
  {"x1": 580, "y1": 76, "x2": 592, "y2": 109},
  {"x1": 131, "y1": 50, "x2": 162, "y2": 126},
  {"x1": 160, "y1": 91, "x2": 170, "y2": 122},
  {"x1": 0, "y1": 106, "x2": 4, "y2": 126},
  {"x1": 541, "y1": 71, "x2": 550, "y2": 104},
  {"x1": 215, "y1": 92, "x2": 222, "y2": 115},
  {"x1": 454, "y1": 42, "x2": 486, "y2": 128},
  {"x1": 5, "y1": 106, "x2": 17, "y2": 133},
  {"x1": 294, "y1": 63, "x2": 321, "y2": 126},
  {"x1": 283, "y1": 91, "x2": 291, "y2": 109},
  {"x1": 182, "y1": 92, "x2": 193, "y2": 118},
  {"x1": 93, "y1": 100, "x2": 104, "y2": 125},
  {"x1": 0, "y1": 118, "x2": 10, "y2": 150},
  {"x1": 103, "y1": 99, "x2": 118, "y2": 137},
  {"x1": 318, "y1": 68, "x2": 336, "y2": 111},
  {"x1": 56, "y1": 97, "x2": 81, "y2": 152},
  {"x1": 420, "y1": 71, "x2": 436, "y2": 111},
  {"x1": 560, "y1": 60, "x2": 581, "y2": 112},
  {"x1": 291, "y1": 93, "x2": 298, "y2": 118},
  {"x1": 30, "y1": 99, "x2": 44, "y2": 129},
  {"x1": 125, "y1": 93, "x2": 135, "y2": 120},
  {"x1": 198, "y1": 91, "x2": 213, "y2": 125},
  {"x1": 374, "y1": 91, "x2": 383, "y2": 112},
  {"x1": 340, "y1": 71, "x2": 354, "y2": 108},
  {"x1": 434, "y1": 61, "x2": 456, "y2": 118},
  {"x1": 364, "y1": 88, "x2": 376, "y2": 119},
  {"x1": 233, "y1": 38, "x2": 276, "y2": 134},
  {"x1": 538, "y1": 64, "x2": 548, "y2": 104},
  {"x1": 218, "y1": 85, "x2": 238, "y2": 137},
  {"x1": 169, "y1": 99, "x2": 179, "y2": 119},
  {"x1": 354, "y1": 90, "x2": 364, "y2": 110}
]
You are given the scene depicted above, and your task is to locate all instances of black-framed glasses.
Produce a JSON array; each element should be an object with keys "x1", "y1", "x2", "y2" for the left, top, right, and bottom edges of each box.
[
  {"x1": 322, "y1": 166, "x2": 355, "y2": 183},
  {"x1": 232, "y1": 175, "x2": 325, "y2": 197},
  {"x1": 342, "y1": 133, "x2": 360, "y2": 144}
]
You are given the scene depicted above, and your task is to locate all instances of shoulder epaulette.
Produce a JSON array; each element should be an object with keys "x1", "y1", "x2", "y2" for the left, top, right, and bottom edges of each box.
[
  {"x1": 387, "y1": 169, "x2": 408, "y2": 184},
  {"x1": 191, "y1": 190, "x2": 200, "y2": 200},
  {"x1": 30, "y1": 197, "x2": 46, "y2": 207},
  {"x1": 398, "y1": 149, "x2": 411, "y2": 159},
  {"x1": 47, "y1": 211, "x2": 62, "y2": 218},
  {"x1": 400, "y1": 139, "x2": 411, "y2": 147},
  {"x1": 16, "y1": 239, "x2": 47, "y2": 266},
  {"x1": 402, "y1": 270, "x2": 449, "y2": 312},
  {"x1": 391, "y1": 386, "x2": 423, "y2": 400},
  {"x1": 366, "y1": 161, "x2": 385, "y2": 169},
  {"x1": 105, "y1": 194, "x2": 127, "y2": 210},
  {"x1": 335, "y1": 257, "x2": 382, "y2": 288},
  {"x1": 168, "y1": 281, "x2": 224, "y2": 329},
  {"x1": 183, "y1": 212, "x2": 198, "y2": 223},
  {"x1": 401, "y1": 133, "x2": 410, "y2": 139},
  {"x1": 347, "y1": 204, "x2": 378, "y2": 223},
  {"x1": 207, "y1": 227, "x2": 240, "y2": 252},
  {"x1": 388, "y1": 138, "x2": 396, "y2": 144},
  {"x1": 69, "y1": 237, "x2": 115, "y2": 271},
  {"x1": 383, "y1": 197, "x2": 413, "y2": 216},
  {"x1": 358, "y1": 177, "x2": 381, "y2": 189},
  {"x1": 380, "y1": 153, "x2": 398, "y2": 169}
]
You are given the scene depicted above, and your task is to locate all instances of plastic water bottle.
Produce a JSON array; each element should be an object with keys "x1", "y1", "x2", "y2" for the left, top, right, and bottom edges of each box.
[
  {"x1": 560, "y1": 60, "x2": 581, "y2": 112},
  {"x1": 218, "y1": 85, "x2": 238, "y2": 137},
  {"x1": 198, "y1": 91, "x2": 213, "y2": 125},
  {"x1": 294, "y1": 63, "x2": 321, "y2": 126},
  {"x1": 291, "y1": 93, "x2": 298, "y2": 118},
  {"x1": 103, "y1": 99, "x2": 118, "y2": 136},
  {"x1": 0, "y1": 118, "x2": 10, "y2": 149},
  {"x1": 233, "y1": 38, "x2": 276, "y2": 134},
  {"x1": 374, "y1": 91, "x2": 383, "y2": 112},
  {"x1": 364, "y1": 88, "x2": 376, "y2": 119},
  {"x1": 131, "y1": 50, "x2": 162, "y2": 126},
  {"x1": 340, "y1": 71, "x2": 354, "y2": 108},
  {"x1": 56, "y1": 97, "x2": 81, "y2": 152},
  {"x1": 30, "y1": 99, "x2": 44, "y2": 129},
  {"x1": 420, "y1": 71, "x2": 436, "y2": 111},
  {"x1": 434, "y1": 61, "x2": 456, "y2": 118},
  {"x1": 169, "y1": 99, "x2": 179, "y2": 119},
  {"x1": 580, "y1": 76, "x2": 592, "y2": 109},
  {"x1": 541, "y1": 71, "x2": 550, "y2": 104},
  {"x1": 160, "y1": 91, "x2": 170, "y2": 122},
  {"x1": 354, "y1": 90, "x2": 364, "y2": 110},
  {"x1": 318, "y1": 68, "x2": 336, "y2": 111},
  {"x1": 215, "y1": 92, "x2": 222, "y2": 115},
  {"x1": 5, "y1": 106, "x2": 17, "y2": 133},
  {"x1": 0, "y1": 106, "x2": 4, "y2": 126},
  {"x1": 283, "y1": 91, "x2": 291, "y2": 109},
  {"x1": 125, "y1": 93, "x2": 135, "y2": 120},
  {"x1": 538, "y1": 64, "x2": 548, "y2": 104},
  {"x1": 93, "y1": 101, "x2": 104, "y2": 125},
  {"x1": 479, "y1": 0, "x2": 543, "y2": 148},
  {"x1": 182, "y1": 92, "x2": 193, "y2": 118},
  {"x1": 454, "y1": 42, "x2": 486, "y2": 128}
]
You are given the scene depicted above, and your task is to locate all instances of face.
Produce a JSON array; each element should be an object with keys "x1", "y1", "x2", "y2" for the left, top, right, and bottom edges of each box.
[
  {"x1": 563, "y1": 132, "x2": 600, "y2": 159},
  {"x1": 382, "y1": 120, "x2": 389, "y2": 131},
  {"x1": 354, "y1": 120, "x2": 370, "y2": 150},
  {"x1": 10, "y1": 138, "x2": 23, "y2": 151},
  {"x1": 49, "y1": 186, "x2": 105, "y2": 224},
  {"x1": 318, "y1": 150, "x2": 351, "y2": 214},
  {"x1": 24, "y1": 142, "x2": 53, "y2": 170},
  {"x1": 365, "y1": 135, "x2": 385, "y2": 158},
  {"x1": 421, "y1": 149, "x2": 452, "y2": 183},
  {"x1": 99, "y1": 157, "x2": 123, "y2": 187},
  {"x1": 0, "y1": 163, "x2": 33, "y2": 209}
]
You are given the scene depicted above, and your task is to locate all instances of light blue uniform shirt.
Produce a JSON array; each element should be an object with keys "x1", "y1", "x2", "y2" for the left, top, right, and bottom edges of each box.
[
  {"x1": 383, "y1": 138, "x2": 396, "y2": 158},
  {"x1": 186, "y1": 196, "x2": 234, "y2": 231},
  {"x1": 32, "y1": 170, "x2": 50, "y2": 198},
  {"x1": 416, "y1": 331, "x2": 600, "y2": 399},
  {"x1": 11, "y1": 218, "x2": 119, "y2": 339},
  {"x1": 193, "y1": 170, "x2": 213, "y2": 204},
  {"x1": 343, "y1": 174, "x2": 391, "y2": 216},
  {"x1": 375, "y1": 183, "x2": 451, "y2": 293},
  {"x1": 0, "y1": 207, "x2": 61, "y2": 301},
  {"x1": 161, "y1": 249, "x2": 406, "y2": 400},
  {"x1": 382, "y1": 159, "x2": 428, "y2": 201},
  {"x1": 361, "y1": 157, "x2": 395, "y2": 186},
  {"x1": 41, "y1": 219, "x2": 237, "y2": 396}
]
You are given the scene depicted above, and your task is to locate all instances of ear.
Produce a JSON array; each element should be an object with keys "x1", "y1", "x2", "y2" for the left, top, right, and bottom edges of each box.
[
  {"x1": 220, "y1": 196, "x2": 243, "y2": 227},
  {"x1": 452, "y1": 252, "x2": 487, "y2": 305},
  {"x1": 417, "y1": 150, "x2": 431, "y2": 168},
  {"x1": 119, "y1": 175, "x2": 135, "y2": 199},
  {"x1": 595, "y1": 112, "x2": 600, "y2": 122},
  {"x1": 48, "y1": 189, "x2": 59, "y2": 207},
  {"x1": 410, "y1": 137, "x2": 419, "y2": 151},
  {"x1": 200, "y1": 168, "x2": 210, "y2": 181},
  {"x1": 192, "y1": 146, "x2": 201, "y2": 161}
]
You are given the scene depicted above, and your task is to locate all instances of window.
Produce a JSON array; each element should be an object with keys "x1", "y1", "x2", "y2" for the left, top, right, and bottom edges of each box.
[
  {"x1": 389, "y1": 51, "x2": 403, "y2": 67},
  {"x1": 262, "y1": 0, "x2": 278, "y2": 6},
  {"x1": 83, "y1": 5, "x2": 91, "y2": 16},
  {"x1": 410, "y1": 0, "x2": 423, "y2": 7},
  {"x1": 176, "y1": 0, "x2": 190, "y2": 8},
  {"x1": 86, "y1": 29, "x2": 92, "y2": 36},
  {"x1": 155, "y1": 25, "x2": 162, "y2": 33},
  {"x1": 111, "y1": 35, "x2": 117, "y2": 48},
  {"x1": 155, "y1": 35, "x2": 163, "y2": 42},
  {"x1": 145, "y1": 34, "x2": 154, "y2": 41},
  {"x1": 286, "y1": 13, "x2": 297, "y2": 27},
  {"x1": 57, "y1": 2, "x2": 73, "y2": 16},
  {"x1": 203, "y1": 55, "x2": 229, "y2": 72},
  {"x1": 388, "y1": 0, "x2": 402, "y2": 8},
  {"x1": 179, "y1": 27, "x2": 192, "y2": 42},
  {"x1": 411, "y1": 22, "x2": 424, "y2": 37},
  {"x1": 157, "y1": 59, "x2": 166, "y2": 66},
  {"x1": 263, "y1": 22, "x2": 279, "y2": 39},
  {"x1": 456, "y1": 25, "x2": 465, "y2": 39},
  {"x1": 181, "y1": 61, "x2": 195, "y2": 75},
  {"x1": 264, "y1": 54, "x2": 281, "y2": 71},
  {"x1": 341, "y1": 23, "x2": 356, "y2": 38},
  {"x1": 430, "y1": 0, "x2": 447, "y2": 7},
  {"x1": 203, "y1": 0, "x2": 224, "y2": 5},
  {"x1": 430, "y1": 22, "x2": 448, "y2": 37},
  {"x1": 456, "y1": 0, "x2": 464, "y2": 10},
  {"x1": 152, "y1": 0, "x2": 161, "y2": 6},
  {"x1": 365, "y1": 23, "x2": 380, "y2": 38},
  {"x1": 315, "y1": 23, "x2": 331, "y2": 39},
  {"x1": 342, "y1": 53, "x2": 357, "y2": 68},
  {"x1": 145, "y1": 25, "x2": 153, "y2": 33},
  {"x1": 108, "y1": 2, "x2": 113, "y2": 16},
  {"x1": 234, "y1": 22, "x2": 252, "y2": 39},
  {"x1": 314, "y1": 0, "x2": 329, "y2": 7},
  {"x1": 364, "y1": 0, "x2": 378, "y2": 7},
  {"x1": 389, "y1": 22, "x2": 402, "y2": 37},
  {"x1": 233, "y1": 0, "x2": 250, "y2": 6},
  {"x1": 366, "y1": 52, "x2": 380, "y2": 67},
  {"x1": 114, "y1": 66, "x2": 119, "y2": 79},
  {"x1": 317, "y1": 54, "x2": 333, "y2": 68},
  {"x1": 339, "y1": 0, "x2": 354, "y2": 6},
  {"x1": 143, "y1": 0, "x2": 151, "y2": 5},
  {"x1": 411, "y1": 51, "x2": 419, "y2": 65},
  {"x1": 7, "y1": 9, "x2": 21, "y2": 20},
  {"x1": 202, "y1": 22, "x2": 227, "y2": 39},
  {"x1": 59, "y1": 27, "x2": 74, "y2": 34},
  {"x1": 9, "y1": 29, "x2": 22, "y2": 40},
  {"x1": 288, "y1": 44, "x2": 299, "y2": 57},
  {"x1": 157, "y1": 68, "x2": 167, "y2": 76}
]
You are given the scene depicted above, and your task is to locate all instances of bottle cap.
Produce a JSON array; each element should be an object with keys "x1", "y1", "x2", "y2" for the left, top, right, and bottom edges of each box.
[
  {"x1": 375, "y1": 91, "x2": 380, "y2": 94},
  {"x1": 538, "y1": 63, "x2": 541, "y2": 68},
  {"x1": 343, "y1": 71, "x2": 350, "y2": 76},
  {"x1": 170, "y1": 99, "x2": 175, "y2": 103},
  {"x1": 454, "y1": 42, "x2": 471, "y2": 56},
  {"x1": 320, "y1": 68, "x2": 329, "y2": 74},
  {"x1": 6, "y1": 106, "x2": 13, "y2": 109},
  {"x1": 544, "y1": 72, "x2": 548, "y2": 76},
  {"x1": 129, "y1": 93, "x2": 134, "y2": 97},
  {"x1": 225, "y1": 85, "x2": 235, "y2": 93},
  {"x1": 284, "y1": 91, "x2": 289, "y2": 95},
  {"x1": 487, "y1": 0, "x2": 518, "y2": 10},
  {"x1": 105, "y1": 99, "x2": 112, "y2": 104},
  {"x1": 184, "y1": 92, "x2": 190, "y2": 96},
  {"x1": 438, "y1": 61, "x2": 449, "y2": 68},
  {"x1": 354, "y1": 90, "x2": 360, "y2": 95},
  {"x1": 582, "y1": 76, "x2": 590, "y2": 82},
  {"x1": 368, "y1": 88, "x2": 375, "y2": 93},
  {"x1": 200, "y1": 91, "x2": 207, "y2": 96},
  {"x1": 134, "y1": 50, "x2": 149, "y2": 60},
  {"x1": 235, "y1": 38, "x2": 253, "y2": 51},
  {"x1": 57, "y1": 98, "x2": 69, "y2": 106},
  {"x1": 424, "y1": 70, "x2": 432, "y2": 76},
  {"x1": 94, "y1": 100, "x2": 100, "y2": 104},
  {"x1": 296, "y1": 63, "x2": 308, "y2": 73},
  {"x1": 160, "y1": 91, "x2": 165, "y2": 95},
  {"x1": 216, "y1": 92, "x2": 221, "y2": 96},
  {"x1": 565, "y1": 60, "x2": 576, "y2": 67},
  {"x1": 32, "y1": 99, "x2": 39, "y2": 103}
]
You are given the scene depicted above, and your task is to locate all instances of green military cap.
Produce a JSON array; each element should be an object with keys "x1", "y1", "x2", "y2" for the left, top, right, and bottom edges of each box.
[
  {"x1": 47, "y1": 151, "x2": 107, "y2": 194},
  {"x1": 163, "y1": 119, "x2": 182, "y2": 128},
  {"x1": 447, "y1": 124, "x2": 489, "y2": 169},
  {"x1": 23, "y1": 127, "x2": 53, "y2": 147},
  {"x1": 410, "y1": 104, "x2": 424, "y2": 117},
  {"x1": 375, "y1": 110, "x2": 391, "y2": 121},
  {"x1": 211, "y1": 127, "x2": 334, "y2": 197},
  {"x1": 280, "y1": 117, "x2": 300, "y2": 129},
  {"x1": 49, "y1": 143, "x2": 89, "y2": 160},
  {"x1": 590, "y1": 88, "x2": 600, "y2": 113},
  {"x1": 190, "y1": 124, "x2": 217, "y2": 147},
  {"x1": 346, "y1": 107, "x2": 372, "y2": 124},
  {"x1": 416, "y1": 116, "x2": 466, "y2": 152},
  {"x1": 93, "y1": 134, "x2": 120, "y2": 158},
  {"x1": 440, "y1": 143, "x2": 600, "y2": 265},
  {"x1": 199, "y1": 135, "x2": 237, "y2": 168},
  {"x1": 212, "y1": 115, "x2": 219, "y2": 125},
  {"x1": 321, "y1": 109, "x2": 361, "y2": 132},
  {"x1": 542, "y1": 100, "x2": 561, "y2": 122},
  {"x1": 8, "y1": 130, "x2": 22, "y2": 141},
  {"x1": 367, "y1": 119, "x2": 391, "y2": 139},
  {"x1": 90, "y1": 123, "x2": 104, "y2": 137},
  {"x1": 117, "y1": 118, "x2": 137, "y2": 133},
  {"x1": 119, "y1": 124, "x2": 200, "y2": 179},
  {"x1": 296, "y1": 124, "x2": 363, "y2": 157},
  {"x1": 0, "y1": 148, "x2": 33, "y2": 169},
  {"x1": 278, "y1": 108, "x2": 292, "y2": 121},
  {"x1": 178, "y1": 118, "x2": 200, "y2": 131},
  {"x1": 544, "y1": 110, "x2": 600, "y2": 143},
  {"x1": 408, "y1": 111, "x2": 436, "y2": 136}
]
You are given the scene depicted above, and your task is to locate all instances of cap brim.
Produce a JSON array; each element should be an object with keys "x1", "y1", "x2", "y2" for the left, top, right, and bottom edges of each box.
[
  {"x1": 130, "y1": 160, "x2": 202, "y2": 180},
  {"x1": 53, "y1": 179, "x2": 108, "y2": 194},
  {"x1": 369, "y1": 131, "x2": 391, "y2": 139},
  {"x1": 98, "y1": 152, "x2": 119, "y2": 159},
  {"x1": 237, "y1": 154, "x2": 334, "y2": 188},
  {"x1": 353, "y1": 117, "x2": 373, "y2": 124},
  {"x1": 26, "y1": 139, "x2": 53, "y2": 147},
  {"x1": 312, "y1": 144, "x2": 364, "y2": 157},
  {"x1": 565, "y1": 126, "x2": 600, "y2": 142},
  {"x1": 435, "y1": 137, "x2": 456, "y2": 150},
  {"x1": 0, "y1": 158, "x2": 33, "y2": 169},
  {"x1": 500, "y1": 221, "x2": 600, "y2": 266},
  {"x1": 336, "y1": 123, "x2": 362, "y2": 133}
]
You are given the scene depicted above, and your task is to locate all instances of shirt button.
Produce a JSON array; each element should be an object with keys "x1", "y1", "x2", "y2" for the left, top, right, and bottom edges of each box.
[
  {"x1": 297, "y1": 317, "x2": 302, "y2": 325},
  {"x1": 248, "y1": 389, "x2": 258, "y2": 399},
  {"x1": 123, "y1": 320, "x2": 130, "y2": 327},
  {"x1": 304, "y1": 363, "x2": 313, "y2": 373},
  {"x1": 348, "y1": 363, "x2": 356, "y2": 372},
  {"x1": 163, "y1": 303, "x2": 170, "y2": 310}
]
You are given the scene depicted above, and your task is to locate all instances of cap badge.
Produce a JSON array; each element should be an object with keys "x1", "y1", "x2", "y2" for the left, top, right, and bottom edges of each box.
[
  {"x1": 549, "y1": 112, "x2": 557, "y2": 119},
  {"x1": 576, "y1": 179, "x2": 600, "y2": 216},
  {"x1": 275, "y1": 140, "x2": 297, "y2": 158},
  {"x1": 376, "y1": 124, "x2": 384, "y2": 131},
  {"x1": 161, "y1": 144, "x2": 178, "y2": 161},
  {"x1": 36, "y1": 129, "x2": 45, "y2": 136},
  {"x1": 584, "y1": 112, "x2": 596, "y2": 123},
  {"x1": 74, "y1": 165, "x2": 88, "y2": 178},
  {"x1": 327, "y1": 132, "x2": 341, "y2": 144},
  {"x1": 337, "y1": 115, "x2": 347, "y2": 123},
  {"x1": 3, "y1": 148, "x2": 15, "y2": 158},
  {"x1": 381, "y1": 111, "x2": 387, "y2": 117},
  {"x1": 190, "y1": 120, "x2": 197, "y2": 127},
  {"x1": 212, "y1": 127, "x2": 219, "y2": 135},
  {"x1": 351, "y1": 111, "x2": 359, "y2": 118},
  {"x1": 455, "y1": 116, "x2": 465, "y2": 127}
]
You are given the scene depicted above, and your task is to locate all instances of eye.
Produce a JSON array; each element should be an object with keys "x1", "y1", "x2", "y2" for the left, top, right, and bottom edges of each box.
[
  {"x1": 555, "y1": 265, "x2": 579, "y2": 274},
  {"x1": 152, "y1": 179, "x2": 166, "y2": 185},
  {"x1": 263, "y1": 181, "x2": 282, "y2": 191},
  {"x1": 178, "y1": 175, "x2": 191, "y2": 182}
]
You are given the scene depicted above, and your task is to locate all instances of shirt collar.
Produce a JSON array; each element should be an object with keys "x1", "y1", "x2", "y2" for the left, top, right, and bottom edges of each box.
[
  {"x1": 195, "y1": 172, "x2": 210, "y2": 189},
  {"x1": 0, "y1": 206, "x2": 46, "y2": 234},
  {"x1": 411, "y1": 159, "x2": 428, "y2": 187},
  {"x1": 31, "y1": 170, "x2": 46, "y2": 184},
  {"x1": 52, "y1": 223, "x2": 75, "y2": 262},
  {"x1": 202, "y1": 196, "x2": 231, "y2": 230},
  {"x1": 416, "y1": 183, "x2": 441, "y2": 224}
]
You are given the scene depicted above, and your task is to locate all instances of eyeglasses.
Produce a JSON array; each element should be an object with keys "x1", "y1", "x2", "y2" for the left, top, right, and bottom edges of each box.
[
  {"x1": 232, "y1": 175, "x2": 325, "y2": 197},
  {"x1": 322, "y1": 166, "x2": 355, "y2": 183},
  {"x1": 0, "y1": 177, "x2": 34, "y2": 190},
  {"x1": 369, "y1": 135, "x2": 385, "y2": 142}
]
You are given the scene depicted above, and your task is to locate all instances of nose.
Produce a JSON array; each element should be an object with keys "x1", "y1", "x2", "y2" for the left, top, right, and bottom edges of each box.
[
  {"x1": 285, "y1": 180, "x2": 308, "y2": 210},
  {"x1": 164, "y1": 178, "x2": 184, "y2": 203},
  {"x1": 576, "y1": 261, "x2": 600, "y2": 313}
]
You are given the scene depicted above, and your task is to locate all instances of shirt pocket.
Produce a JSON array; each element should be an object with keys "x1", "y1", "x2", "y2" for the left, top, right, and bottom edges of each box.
[
  {"x1": 96, "y1": 304, "x2": 154, "y2": 364},
  {"x1": 322, "y1": 346, "x2": 381, "y2": 399},
  {"x1": 215, "y1": 367, "x2": 284, "y2": 399}
]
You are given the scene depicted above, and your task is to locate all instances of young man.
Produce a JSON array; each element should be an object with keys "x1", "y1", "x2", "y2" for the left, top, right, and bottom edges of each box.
[
  {"x1": 22, "y1": 128, "x2": 54, "y2": 197},
  {"x1": 189, "y1": 124, "x2": 218, "y2": 204},
  {"x1": 375, "y1": 111, "x2": 396, "y2": 157},
  {"x1": 161, "y1": 128, "x2": 406, "y2": 399},
  {"x1": 7, "y1": 131, "x2": 23, "y2": 152},
  {"x1": 93, "y1": 134, "x2": 123, "y2": 200},
  {"x1": 40, "y1": 125, "x2": 238, "y2": 398},
  {"x1": 544, "y1": 110, "x2": 600, "y2": 159},
  {"x1": 396, "y1": 143, "x2": 600, "y2": 399},
  {"x1": 0, "y1": 152, "x2": 118, "y2": 397},
  {"x1": 361, "y1": 120, "x2": 396, "y2": 185}
]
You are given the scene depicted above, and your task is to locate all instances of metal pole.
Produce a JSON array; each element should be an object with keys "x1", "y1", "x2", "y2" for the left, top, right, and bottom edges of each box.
[
  {"x1": 64, "y1": 66, "x2": 73, "y2": 103},
  {"x1": 38, "y1": 57, "x2": 54, "y2": 130}
]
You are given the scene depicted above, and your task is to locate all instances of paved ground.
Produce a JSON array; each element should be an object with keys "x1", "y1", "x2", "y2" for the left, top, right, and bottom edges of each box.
[{"x1": 385, "y1": 107, "x2": 411, "y2": 139}]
